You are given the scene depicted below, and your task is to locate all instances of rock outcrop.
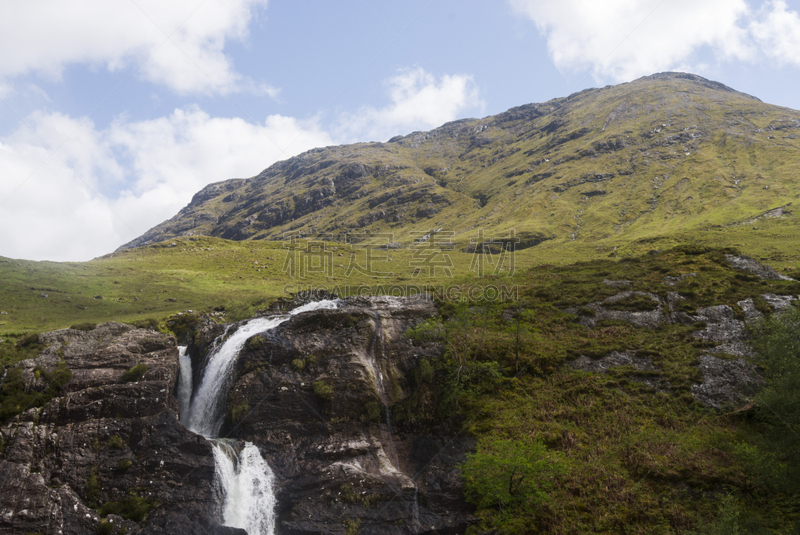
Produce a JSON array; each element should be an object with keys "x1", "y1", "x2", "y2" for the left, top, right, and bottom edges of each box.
[
  {"x1": 0, "y1": 323, "x2": 237, "y2": 535},
  {"x1": 0, "y1": 297, "x2": 473, "y2": 535},
  {"x1": 210, "y1": 295, "x2": 474, "y2": 534}
]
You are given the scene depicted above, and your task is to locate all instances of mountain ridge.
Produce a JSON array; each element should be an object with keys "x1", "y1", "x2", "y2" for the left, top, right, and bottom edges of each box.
[{"x1": 119, "y1": 72, "x2": 799, "y2": 253}]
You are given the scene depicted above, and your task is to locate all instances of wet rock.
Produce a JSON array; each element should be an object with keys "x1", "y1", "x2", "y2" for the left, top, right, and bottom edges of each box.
[{"x1": 218, "y1": 295, "x2": 475, "y2": 534}]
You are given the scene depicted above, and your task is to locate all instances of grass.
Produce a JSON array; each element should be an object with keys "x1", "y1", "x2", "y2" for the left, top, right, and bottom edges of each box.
[{"x1": 393, "y1": 247, "x2": 800, "y2": 533}]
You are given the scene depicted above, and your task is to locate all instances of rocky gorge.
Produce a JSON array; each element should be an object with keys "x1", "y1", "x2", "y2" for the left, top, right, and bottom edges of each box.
[{"x1": 0, "y1": 296, "x2": 474, "y2": 535}]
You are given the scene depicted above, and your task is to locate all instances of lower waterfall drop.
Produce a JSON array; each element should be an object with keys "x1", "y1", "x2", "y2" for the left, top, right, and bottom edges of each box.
[
  {"x1": 177, "y1": 299, "x2": 340, "y2": 535},
  {"x1": 212, "y1": 440, "x2": 277, "y2": 535}
]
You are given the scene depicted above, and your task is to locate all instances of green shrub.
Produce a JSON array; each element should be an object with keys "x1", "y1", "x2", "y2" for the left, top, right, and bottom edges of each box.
[
  {"x1": 121, "y1": 363, "x2": 147, "y2": 382},
  {"x1": 15, "y1": 333, "x2": 40, "y2": 348},
  {"x1": 291, "y1": 359, "x2": 305, "y2": 372},
  {"x1": 107, "y1": 435, "x2": 124, "y2": 449},
  {"x1": 246, "y1": 335, "x2": 265, "y2": 351},
  {"x1": 228, "y1": 401, "x2": 250, "y2": 424},
  {"x1": 98, "y1": 518, "x2": 114, "y2": 535},
  {"x1": 69, "y1": 323, "x2": 96, "y2": 331},
  {"x1": 313, "y1": 381, "x2": 335, "y2": 401},
  {"x1": 164, "y1": 312, "x2": 202, "y2": 343},
  {"x1": 361, "y1": 401, "x2": 382, "y2": 423},
  {"x1": 87, "y1": 465, "x2": 100, "y2": 505},
  {"x1": 0, "y1": 360, "x2": 71, "y2": 423},
  {"x1": 130, "y1": 318, "x2": 159, "y2": 331},
  {"x1": 98, "y1": 493, "x2": 154, "y2": 522},
  {"x1": 461, "y1": 437, "x2": 565, "y2": 527},
  {"x1": 116, "y1": 458, "x2": 133, "y2": 472}
]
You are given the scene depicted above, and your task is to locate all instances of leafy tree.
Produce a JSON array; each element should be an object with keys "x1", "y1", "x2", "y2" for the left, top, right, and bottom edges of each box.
[
  {"x1": 406, "y1": 306, "x2": 503, "y2": 411},
  {"x1": 749, "y1": 304, "x2": 800, "y2": 492},
  {"x1": 461, "y1": 437, "x2": 565, "y2": 517}
]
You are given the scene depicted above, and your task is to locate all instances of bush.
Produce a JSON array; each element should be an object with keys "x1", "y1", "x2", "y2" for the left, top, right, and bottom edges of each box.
[
  {"x1": 121, "y1": 363, "x2": 147, "y2": 382},
  {"x1": 87, "y1": 465, "x2": 100, "y2": 505},
  {"x1": 69, "y1": 323, "x2": 96, "y2": 331},
  {"x1": 461, "y1": 437, "x2": 565, "y2": 518},
  {"x1": 15, "y1": 333, "x2": 40, "y2": 348},
  {"x1": 291, "y1": 359, "x2": 305, "y2": 372},
  {"x1": 130, "y1": 318, "x2": 159, "y2": 331},
  {"x1": 98, "y1": 518, "x2": 114, "y2": 535},
  {"x1": 228, "y1": 401, "x2": 250, "y2": 424},
  {"x1": 313, "y1": 381, "x2": 335, "y2": 401},
  {"x1": 748, "y1": 306, "x2": 800, "y2": 492},
  {"x1": 246, "y1": 335, "x2": 265, "y2": 351},
  {"x1": 98, "y1": 493, "x2": 154, "y2": 522},
  {"x1": 107, "y1": 435, "x2": 124, "y2": 449},
  {"x1": 361, "y1": 401, "x2": 382, "y2": 423},
  {"x1": 0, "y1": 360, "x2": 71, "y2": 423},
  {"x1": 116, "y1": 458, "x2": 133, "y2": 472}
]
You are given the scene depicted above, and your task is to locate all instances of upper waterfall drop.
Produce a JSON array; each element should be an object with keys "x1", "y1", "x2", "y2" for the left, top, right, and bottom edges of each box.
[
  {"x1": 183, "y1": 299, "x2": 339, "y2": 437},
  {"x1": 177, "y1": 346, "x2": 192, "y2": 423}
]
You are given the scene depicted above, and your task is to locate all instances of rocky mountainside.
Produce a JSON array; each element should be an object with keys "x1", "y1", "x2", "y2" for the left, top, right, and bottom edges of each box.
[
  {"x1": 0, "y1": 296, "x2": 472, "y2": 534},
  {"x1": 119, "y1": 72, "x2": 800, "y2": 252}
]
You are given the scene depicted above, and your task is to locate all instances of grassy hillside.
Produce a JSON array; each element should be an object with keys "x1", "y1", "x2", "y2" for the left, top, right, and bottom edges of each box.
[{"x1": 120, "y1": 73, "x2": 800, "y2": 263}]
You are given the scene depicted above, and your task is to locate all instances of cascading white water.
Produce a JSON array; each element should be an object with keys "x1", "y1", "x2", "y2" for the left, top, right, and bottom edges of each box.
[
  {"x1": 177, "y1": 346, "x2": 192, "y2": 423},
  {"x1": 184, "y1": 299, "x2": 339, "y2": 437},
  {"x1": 178, "y1": 299, "x2": 339, "y2": 535},
  {"x1": 212, "y1": 440, "x2": 277, "y2": 535}
]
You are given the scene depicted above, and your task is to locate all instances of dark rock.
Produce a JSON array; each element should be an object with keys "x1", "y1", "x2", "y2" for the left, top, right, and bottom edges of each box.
[
  {"x1": 0, "y1": 323, "x2": 229, "y2": 535},
  {"x1": 217, "y1": 295, "x2": 475, "y2": 534}
]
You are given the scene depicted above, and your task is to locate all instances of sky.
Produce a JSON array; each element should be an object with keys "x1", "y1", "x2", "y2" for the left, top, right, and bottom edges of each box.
[{"x1": 1, "y1": 0, "x2": 800, "y2": 262}]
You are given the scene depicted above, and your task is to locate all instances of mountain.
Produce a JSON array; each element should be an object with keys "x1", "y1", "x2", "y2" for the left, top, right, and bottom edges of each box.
[{"x1": 119, "y1": 72, "x2": 800, "y2": 253}]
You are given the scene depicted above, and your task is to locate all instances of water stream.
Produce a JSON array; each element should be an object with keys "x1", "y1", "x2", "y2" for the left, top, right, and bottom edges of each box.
[{"x1": 178, "y1": 299, "x2": 339, "y2": 535}]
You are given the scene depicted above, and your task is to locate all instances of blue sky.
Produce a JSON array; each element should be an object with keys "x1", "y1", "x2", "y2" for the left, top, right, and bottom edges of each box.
[{"x1": 1, "y1": 0, "x2": 800, "y2": 261}]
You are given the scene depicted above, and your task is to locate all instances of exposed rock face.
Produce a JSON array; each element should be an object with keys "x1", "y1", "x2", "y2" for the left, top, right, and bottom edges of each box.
[
  {"x1": 0, "y1": 323, "x2": 237, "y2": 535},
  {"x1": 0, "y1": 297, "x2": 473, "y2": 534},
  {"x1": 209, "y1": 295, "x2": 474, "y2": 534},
  {"x1": 691, "y1": 355, "x2": 762, "y2": 411},
  {"x1": 725, "y1": 254, "x2": 794, "y2": 281},
  {"x1": 566, "y1": 286, "x2": 796, "y2": 411}
]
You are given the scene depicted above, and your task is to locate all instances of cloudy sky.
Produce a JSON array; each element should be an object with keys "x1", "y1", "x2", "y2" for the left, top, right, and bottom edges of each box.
[{"x1": 1, "y1": 0, "x2": 800, "y2": 261}]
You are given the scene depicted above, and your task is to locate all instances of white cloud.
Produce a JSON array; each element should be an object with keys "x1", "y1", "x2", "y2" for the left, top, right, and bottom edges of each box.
[
  {"x1": 509, "y1": 0, "x2": 800, "y2": 81},
  {"x1": 0, "y1": 0, "x2": 271, "y2": 95},
  {"x1": 0, "y1": 66, "x2": 479, "y2": 261},
  {"x1": 0, "y1": 109, "x2": 332, "y2": 261},
  {"x1": 336, "y1": 67, "x2": 484, "y2": 142},
  {"x1": 751, "y1": 1, "x2": 800, "y2": 66}
]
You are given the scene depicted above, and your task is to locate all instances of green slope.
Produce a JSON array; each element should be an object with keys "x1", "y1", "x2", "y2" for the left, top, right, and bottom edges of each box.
[{"x1": 120, "y1": 72, "x2": 800, "y2": 258}]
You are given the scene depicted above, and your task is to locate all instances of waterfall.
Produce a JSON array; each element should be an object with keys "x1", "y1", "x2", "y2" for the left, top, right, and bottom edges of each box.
[
  {"x1": 177, "y1": 299, "x2": 339, "y2": 535},
  {"x1": 184, "y1": 299, "x2": 339, "y2": 437},
  {"x1": 212, "y1": 440, "x2": 277, "y2": 535},
  {"x1": 177, "y1": 346, "x2": 192, "y2": 423}
]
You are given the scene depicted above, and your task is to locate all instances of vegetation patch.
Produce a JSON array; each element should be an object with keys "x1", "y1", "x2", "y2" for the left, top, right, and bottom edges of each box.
[
  {"x1": 98, "y1": 493, "x2": 155, "y2": 523},
  {"x1": 120, "y1": 363, "x2": 147, "y2": 382},
  {"x1": 0, "y1": 359, "x2": 71, "y2": 423},
  {"x1": 313, "y1": 380, "x2": 335, "y2": 401}
]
